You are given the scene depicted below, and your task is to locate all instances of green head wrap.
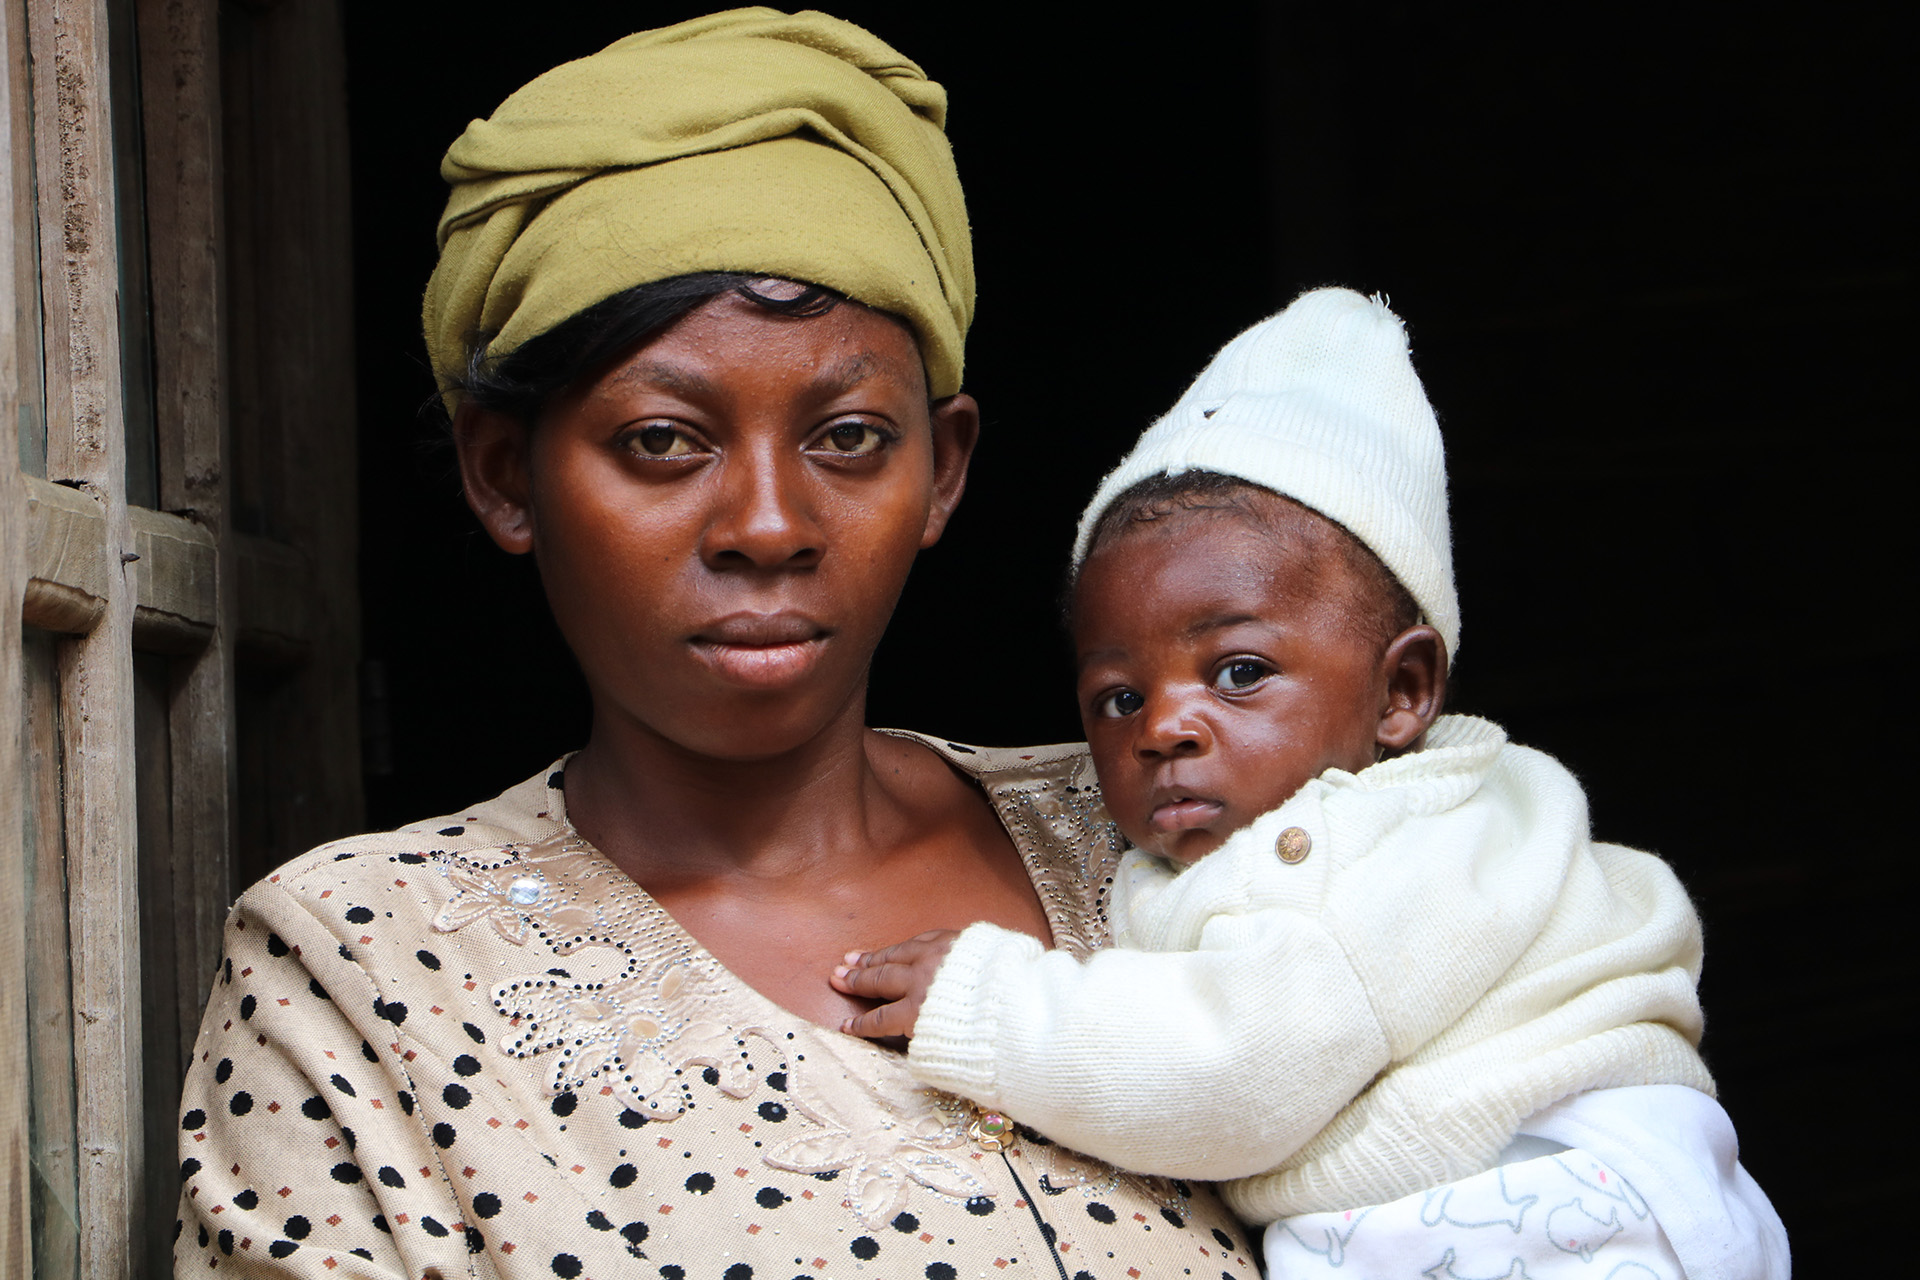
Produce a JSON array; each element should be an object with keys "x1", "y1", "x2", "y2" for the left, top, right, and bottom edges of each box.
[{"x1": 423, "y1": 7, "x2": 975, "y2": 403}]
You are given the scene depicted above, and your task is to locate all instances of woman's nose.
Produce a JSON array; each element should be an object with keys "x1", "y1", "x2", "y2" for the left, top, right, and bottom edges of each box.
[
  {"x1": 700, "y1": 448, "x2": 824, "y2": 570},
  {"x1": 1134, "y1": 694, "x2": 1212, "y2": 760}
]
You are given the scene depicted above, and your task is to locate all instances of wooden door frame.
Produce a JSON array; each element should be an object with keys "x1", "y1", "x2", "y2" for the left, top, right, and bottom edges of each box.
[{"x1": 3, "y1": 0, "x2": 358, "y2": 1271}]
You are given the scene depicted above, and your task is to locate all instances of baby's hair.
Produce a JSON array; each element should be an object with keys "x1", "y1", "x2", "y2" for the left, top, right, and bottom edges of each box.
[{"x1": 1072, "y1": 471, "x2": 1421, "y2": 655}]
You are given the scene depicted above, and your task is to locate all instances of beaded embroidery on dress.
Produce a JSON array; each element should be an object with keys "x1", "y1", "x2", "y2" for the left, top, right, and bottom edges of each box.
[
  {"x1": 173, "y1": 738, "x2": 1262, "y2": 1277},
  {"x1": 429, "y1": 739, "x2": 1146, "y2": 1219}
]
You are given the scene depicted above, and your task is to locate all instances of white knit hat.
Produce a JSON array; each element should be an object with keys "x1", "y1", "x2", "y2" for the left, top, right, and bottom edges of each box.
[{"x1": 1072, "y1": 287, "x2": 1459, "y2": 659}]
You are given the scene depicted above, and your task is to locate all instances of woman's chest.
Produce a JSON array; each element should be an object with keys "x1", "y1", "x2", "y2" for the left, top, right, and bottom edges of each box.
[
  {"x1": 644, "y1": 859, "x2": 1052, "y2": 1031},
  {"x1": 395, "y1": 926, "x2": 1258, "y2": 1280},
  {"x1": 385, "y1": 747, "x2": 1261, "y2": 1275}
]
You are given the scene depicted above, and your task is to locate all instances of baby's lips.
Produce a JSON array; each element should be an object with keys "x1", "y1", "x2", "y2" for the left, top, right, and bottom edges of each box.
[{"x1": 1147, "y1": 795, "x2": 1227, "y2": 834}]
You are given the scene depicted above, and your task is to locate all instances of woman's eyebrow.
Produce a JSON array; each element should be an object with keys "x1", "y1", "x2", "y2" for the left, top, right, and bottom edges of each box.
[
  {"x1": 606, "y1": 352, "x2": 894, "y2": 400},
  {"x1": 813, "y1": 352, "x2": 882, "y2": 397},
  {"x1": 609, "y1": 358, "x2": 715, "y2": 398}
]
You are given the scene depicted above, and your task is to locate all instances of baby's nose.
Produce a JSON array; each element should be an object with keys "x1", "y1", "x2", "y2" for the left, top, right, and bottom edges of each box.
[{"x1": 1134, "y1": 700, "x2": 1212, "y2": 758}]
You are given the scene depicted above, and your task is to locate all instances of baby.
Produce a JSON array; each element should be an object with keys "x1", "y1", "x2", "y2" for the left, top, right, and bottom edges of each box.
[{"x1": 832, "y1": 289, "x2": 1788, "y2": 1279}]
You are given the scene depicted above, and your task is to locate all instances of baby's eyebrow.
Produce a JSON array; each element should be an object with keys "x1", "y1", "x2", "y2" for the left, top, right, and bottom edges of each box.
[
  {"x1": 1181, "y1": 612, "x2": 1265, "y2": 640},
  {"x1": 1075, "y1": 644, "x2": 1125, "y2": 672}
]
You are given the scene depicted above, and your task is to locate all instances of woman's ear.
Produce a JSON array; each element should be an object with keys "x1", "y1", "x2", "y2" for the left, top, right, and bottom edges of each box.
[
  {"x1": 919, "y1": 392, "x2": 980, "y2": 549},
  {"x1": 1376, "y1": 625, "x2": 1449, "y2": 753},
  {"x1": 451, "y1": 402, "x2": 536, "y2": 555}
]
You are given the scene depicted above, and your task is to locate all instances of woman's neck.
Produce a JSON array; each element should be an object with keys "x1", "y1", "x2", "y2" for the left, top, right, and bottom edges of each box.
[
  {"x1": 560, "y1": 692, "x2": 895, "y2": 889},
  {"x1": 558, "y1": 687, "x2": 1051, "y2": 1030}
]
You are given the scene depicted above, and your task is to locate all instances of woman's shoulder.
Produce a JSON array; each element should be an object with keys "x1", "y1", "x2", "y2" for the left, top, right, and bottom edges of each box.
[
  {"x1": 256, "y1": 760, "x2": 568, "y2": 904},
  {"x1": 882, "y1": 731, "x2": 1128, "y2": 958}
]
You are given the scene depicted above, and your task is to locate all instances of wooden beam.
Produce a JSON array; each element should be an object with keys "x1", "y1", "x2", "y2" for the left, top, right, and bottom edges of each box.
[
  {"x1": 127, "y1": 502, "x2": 216, "y2": 651},
  {"x1": 2, "y1": 2, "x2": 35, "y2": 1273},
  {"x1": 134, "y1": 0, "x2": 232, "y2": 1261},
  {"x1": 21, "y1": 477, "x2": 108, "y2": 634},
  {"x1": 26, "y1": 0, "x2": 142, "y2": 1270},
  {"x1": 19, "y1": 473, "x2": 222, "y2": 645}
]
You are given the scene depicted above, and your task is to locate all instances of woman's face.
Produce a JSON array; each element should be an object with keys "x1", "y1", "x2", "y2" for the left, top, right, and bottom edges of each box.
[{"x1": 457, "y1": 290, "x2": 977, "y2": 761}]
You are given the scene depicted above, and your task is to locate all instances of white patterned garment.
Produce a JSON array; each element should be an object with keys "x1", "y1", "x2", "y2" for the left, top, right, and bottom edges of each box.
[
  {"x1": 1264, "y1": 1086, "x2": 1788, "y2": 1280},
  {"x1": 1265, "y1": 1146, "x2": 1683, "y2": 1279}
]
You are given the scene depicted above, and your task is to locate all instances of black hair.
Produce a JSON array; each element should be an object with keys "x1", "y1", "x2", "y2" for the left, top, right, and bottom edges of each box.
[
  {"x1": 446, "y1": 273, "x2": 847, "y2": 426},
  {"x1": 1069, "y1": 471, "x2": 1422, "y2": 655}
]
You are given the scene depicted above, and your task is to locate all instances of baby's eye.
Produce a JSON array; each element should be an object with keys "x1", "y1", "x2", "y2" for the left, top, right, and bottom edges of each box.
[
  {"x1": 626, "y1": 423, "x2": 701, "y2": 458},
  {"x1": 812, "y1": 421, "x2": 891, "y2": 456},
  {"x1": 1212, "y1": 659, "x2": 1271, "y2": 692},
  {"x1": 1095, "y1": 689, "x2": 1145, "y2": 719}
]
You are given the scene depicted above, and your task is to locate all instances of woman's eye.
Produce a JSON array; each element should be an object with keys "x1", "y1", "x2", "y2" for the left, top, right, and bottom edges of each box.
[
  {"x1": 627, "y1": 424, "x2": 700, "y2": 458},
  {"x1": 814, "y1": 421, "x2": 889, "y2": 456},
  {"x1": 1213, "y1": 660, "x2": 1271, "y2": 692},
  {"x1": 1095, "y1": 689, "x2": 1145, "y2": 719}
]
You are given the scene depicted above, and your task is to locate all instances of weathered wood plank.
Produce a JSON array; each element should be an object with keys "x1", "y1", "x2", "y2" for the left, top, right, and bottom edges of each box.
[
  {"x1": 130, "y1": 653, "x2": 175, "y2": 1277},
  {"x1": 137, "y1": 0, "x2": 235, "y2": 1263},
  {"x1": 26, "y1": 0, "x2": 142, "y2": 1273},
  {"x1": 5, "y1": 0, "x2": 44, "y2": 481},
  {"x1": 141, "y1": 0, "x2": 223, "y2": 520},
  {"x1": 20, "y1": 632, "x2": 80, "y2": 1280},
  {"x1": 3, "y1": 1, "x2": 36, "y2": 1273}
]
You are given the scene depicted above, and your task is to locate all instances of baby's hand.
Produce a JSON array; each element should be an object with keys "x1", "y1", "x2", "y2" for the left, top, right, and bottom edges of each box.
[{"x1": 830, "y1": 930, "x2": 960, "y2": 1041}]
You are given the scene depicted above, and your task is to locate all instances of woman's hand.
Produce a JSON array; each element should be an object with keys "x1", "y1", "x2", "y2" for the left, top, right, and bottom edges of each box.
[{"x1": 830, "y1": 929, "x2": 961, "y2": 1040}]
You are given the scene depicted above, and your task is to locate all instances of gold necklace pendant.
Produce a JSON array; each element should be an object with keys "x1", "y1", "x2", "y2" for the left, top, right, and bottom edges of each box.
[{"x1": 968, "y1": 1107, "x2": 1014, "y2": 1152}]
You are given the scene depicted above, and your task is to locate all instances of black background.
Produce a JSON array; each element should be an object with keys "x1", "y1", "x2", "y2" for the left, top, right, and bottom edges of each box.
[{"x1": 346, "y1": 3, "x2": 1914, "y2": 1265}]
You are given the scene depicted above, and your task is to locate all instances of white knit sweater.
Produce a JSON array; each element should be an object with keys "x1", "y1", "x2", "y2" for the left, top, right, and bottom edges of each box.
[{"x1": 908, "y1": 716, "x2": 1716, "y2": 1221}]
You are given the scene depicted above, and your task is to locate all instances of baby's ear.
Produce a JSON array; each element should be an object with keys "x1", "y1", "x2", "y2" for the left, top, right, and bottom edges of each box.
[{"x1": 1376, "y1": 626, "x2": 1448, "y2": 752}]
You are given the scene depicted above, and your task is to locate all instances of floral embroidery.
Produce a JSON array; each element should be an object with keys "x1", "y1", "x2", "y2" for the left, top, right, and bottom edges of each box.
[
  {"x1": 180, "y1": 752, "x2": 1257, "y2": 1277},
  {"x1": 762, "y1": 1034, "x2": 991, "y2": 1227},
  {"x1": 427, "y1": 746, "x2": 1198, "y2": 1233},
  {"x1": 430, "y1": 833, "x2": 607, "y2": 945},
  {"x1": 491, "y1": 954, "x2": 769, "y2": 1120}
]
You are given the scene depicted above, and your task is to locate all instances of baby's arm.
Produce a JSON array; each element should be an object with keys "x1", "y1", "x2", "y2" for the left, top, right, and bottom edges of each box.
[{"x1": 831, "y1": 911, "x2": 1392, "y2": 1183}]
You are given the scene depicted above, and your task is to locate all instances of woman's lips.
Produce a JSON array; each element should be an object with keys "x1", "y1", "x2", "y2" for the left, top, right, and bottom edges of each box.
[
  {"x1": 689, "y1": 612, "x2": 830, "y2": 689},
  {"x1": 1147, "y1": 796, "x2": 1225, "y2": 833}
]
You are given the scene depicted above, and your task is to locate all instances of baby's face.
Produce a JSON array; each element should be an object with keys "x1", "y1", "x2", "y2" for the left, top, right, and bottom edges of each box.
[{"x1": 1073, "y1": 506, "x2": 1388, "y2": 863}]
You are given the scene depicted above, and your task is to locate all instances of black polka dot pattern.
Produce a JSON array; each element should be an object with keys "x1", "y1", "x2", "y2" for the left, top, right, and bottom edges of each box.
[{"x1": 170, "y1": 753, "x2": 1255, "y2": 1277}]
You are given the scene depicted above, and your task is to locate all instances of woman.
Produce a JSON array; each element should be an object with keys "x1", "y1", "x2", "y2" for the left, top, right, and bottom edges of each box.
[{"x1": 176, "y1": 12, "x2": 1258, "y2": 1275}]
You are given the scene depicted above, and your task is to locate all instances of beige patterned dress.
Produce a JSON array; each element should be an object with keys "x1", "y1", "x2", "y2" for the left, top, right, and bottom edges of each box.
[{"x1": 175, "y1": 736, "x2": 1258, "y2": 1279}]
